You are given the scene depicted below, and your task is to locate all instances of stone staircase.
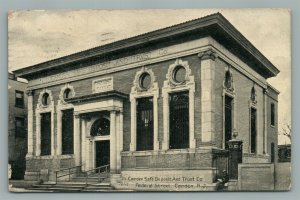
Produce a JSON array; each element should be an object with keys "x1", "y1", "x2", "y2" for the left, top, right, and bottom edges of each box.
[{"x1": 28, "y1": 173, "x2": 114, "y2": 192}]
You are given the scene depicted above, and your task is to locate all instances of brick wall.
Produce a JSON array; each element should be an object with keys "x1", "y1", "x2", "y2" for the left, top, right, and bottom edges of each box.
[
  {"x1": 214, "y1": 58, "x2": 266, "y2": 156},
  {"x1": 30, "y1": 54, "x2": 202, "y2": 153}
]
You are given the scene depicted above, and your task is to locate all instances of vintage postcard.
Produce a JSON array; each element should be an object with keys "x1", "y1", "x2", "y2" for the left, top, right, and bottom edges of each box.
[{"x1": 8, "y1": 9, "x2": 291, "y2": 192}]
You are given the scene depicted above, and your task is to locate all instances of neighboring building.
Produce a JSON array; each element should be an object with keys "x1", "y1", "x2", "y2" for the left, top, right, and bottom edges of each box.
[
  {"x1": 13, "y1": 13, "x2": 279, "y2": 190},
  {"x1": 278, "y1": 144, "x2": 291, "y2": 162},
  {"x1": 8, "y1": 72, "x2": 28, "y2": 180}
]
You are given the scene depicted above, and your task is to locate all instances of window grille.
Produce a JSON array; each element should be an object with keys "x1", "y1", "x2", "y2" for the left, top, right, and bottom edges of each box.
[
  {"x1": 62, "y1": 109, "x2": 74, "y2": 155},
  {"x1": 225, "y1": 95, "x2": 233, "y2": 149},
  {"x1": 169, "y1": 91, "x2": 189, "y2": 149},
  {"x1": 250, "y1": 107, "x2": 257, "y2": 153},
  {"x1": 40, "y1": 112, "x2": 51, "y2": 156},
  {"x1": 136, "y1": 97, "x2": 154, "y2": 151}
]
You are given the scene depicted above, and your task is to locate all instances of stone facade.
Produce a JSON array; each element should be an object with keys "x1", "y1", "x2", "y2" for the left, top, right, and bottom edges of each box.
[{"x1": 13, "y1": 13, "x2": 280, "y2": 190}]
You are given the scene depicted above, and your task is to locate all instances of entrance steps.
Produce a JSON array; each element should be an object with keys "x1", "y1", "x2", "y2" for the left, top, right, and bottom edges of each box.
[
  {"x1": 28, "y1": 174, "x2": 114, "y2": 192},
  {"x1": 72, "y1": 172, "x2": 110, "y2": 183}
]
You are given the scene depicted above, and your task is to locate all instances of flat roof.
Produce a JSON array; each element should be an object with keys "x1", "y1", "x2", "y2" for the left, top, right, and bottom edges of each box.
[{"x1": 13, "y1": 13, "x2": 280, "y2": 79}]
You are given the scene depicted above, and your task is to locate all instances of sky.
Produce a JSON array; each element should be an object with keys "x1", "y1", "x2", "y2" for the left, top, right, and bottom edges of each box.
[{"x1": 8, "y1": 9, "x2": 291, "y2": 144}]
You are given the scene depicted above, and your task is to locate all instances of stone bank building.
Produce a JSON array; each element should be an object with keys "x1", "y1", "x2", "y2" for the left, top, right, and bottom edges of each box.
[{"x1": 13, "y1": 13, "x2": 280, "y2": 191}]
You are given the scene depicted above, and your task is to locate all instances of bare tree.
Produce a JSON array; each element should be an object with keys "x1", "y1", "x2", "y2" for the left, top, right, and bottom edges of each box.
[{"x1": 282, "y1": 124, "x2": 291, "y2": 141}]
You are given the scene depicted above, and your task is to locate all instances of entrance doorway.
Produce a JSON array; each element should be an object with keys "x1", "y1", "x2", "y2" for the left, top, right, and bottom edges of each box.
[{"x1": 95, "y1": 140, "x2": 110, "y2": 171}]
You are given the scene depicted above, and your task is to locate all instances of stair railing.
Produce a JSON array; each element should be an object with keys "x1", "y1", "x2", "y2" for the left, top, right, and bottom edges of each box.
[
  {"x1": 85, "y1": 164, "x2": 110, "y2": 185},
  {"x1": 55, "y1": 165, "x2": 82, "y2": 184}
]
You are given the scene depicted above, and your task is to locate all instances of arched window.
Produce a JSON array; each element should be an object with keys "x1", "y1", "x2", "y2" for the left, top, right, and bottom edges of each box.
[
  {"x1": 42, "y1": 93, "x2": 50, "y2": 106},
  {"x1": 90, "y1": 118, "x2": 110, "y2": 137},
  {"x1": 139, "y1": 72, "x2": 151, "y2": 90},
  {"x1": 224, "y1": 71, "x2": 232, "y2": 89},
  {"x1": 251, "y1": 87, "x2": 256, "y2": 101},
  {"x1": 172, "y1": 65, "x2": 186, "y2": 84},
  {"x1": 63, "y1": 88, "x2": 71, "y2": 99}
]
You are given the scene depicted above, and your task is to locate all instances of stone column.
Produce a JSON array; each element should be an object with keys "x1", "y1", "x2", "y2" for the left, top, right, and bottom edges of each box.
[
  {"x1": 73, "y1": 114, "x2": 81, "y2": 166},
  {"x1": 263, "y1": 88, "x2": 268, "y2": 154},
  {"x1": 162, "y1": 88, "x2": 169, "y2": 150},
  {"x1": 189, "y1": 86, "x2": 196, "y2": 148},
  {"x1": 153, "y1": 93, "x2": 160, "y2": 150},
  {"x1": 110, "y1": 110, "x2": 117, "y2": 173},
  {"x1": 35, "y1": 112, "x2": 41, "y2": 156},
  {"x1": 198, "y1": 49, "x2": 217, "y2": 144},
  {"x1": 116, "y1": 112, "x2": 121, "y2": 173},
  {"x1": 26, "y1": 90, "x2": 34, "y2": 158},
  {"x1": 81, "y1": 118, "x2": 87, "y2": 171},
  {"x1": 51, "y1": 111, "x2": 55, "y2": 156},
  {"x1": 86, "y1": 138, "x2": 92, "y2": 171},
  {"x1": 56, "y1": 110, "x2": 62, "y2": 155},
  {"x1": 119, "y1": 111, "x2": 123, "y2": 153},
  {"x1": 130, "y1": 98, "x2": 136, "y2": 151}
]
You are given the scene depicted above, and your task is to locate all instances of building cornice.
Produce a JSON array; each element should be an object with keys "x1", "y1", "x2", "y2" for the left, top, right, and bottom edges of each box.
[{"x1": 13, "y1": 13, "x2": 279, "y2": 80}]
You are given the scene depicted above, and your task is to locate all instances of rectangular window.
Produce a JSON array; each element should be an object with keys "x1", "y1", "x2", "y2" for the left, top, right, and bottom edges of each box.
[
  {"x1": 15, "y1": 90, "x2": 24, "y2": 108},
  {"x1": 271, "y1": 142, "x2": 275, "y2": 163},
  {"x1": 271, "y1": 103, "x2": 275, "y2": 126},
  {"x1": 15, "y1": 117, "x2": 25, "y2": 138},
  {"x1": 40, "y1": 112, "x2": 51, "y2": 156},
  {"x1": 169, "y1": 91, "x2": 189, "y2": 149},
  {"x1": 62, "y1": 109, "x2": 74, "y2": 155},
  {"x1": 136, "y1": 97, "x2": 154, "y2": 151},
  {"x1": 225, "y1": 95, "x2": 233, "y2": 149},
  {"x1": 250, "y1": 107, "x2": 257, "y2": 154}
]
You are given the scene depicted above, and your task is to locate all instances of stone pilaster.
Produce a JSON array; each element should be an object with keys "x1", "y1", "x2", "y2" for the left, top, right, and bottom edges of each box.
[
  {"x1": 81, "y1": 118, "x2": 87, "y2": 171},
  {"x1": 51, "y1": 110, "x2": 55, "y2": 156},
  {"x1": 118, "y1": 111, "x2": 123, "y2": 172},
  {"x1": 130, "y1": 98, "x2": 136, "y2": 151},
  {"x1": 73, "y1": 114, "x2": 81, "y2": 166},
  {"x1": 35, "y1": 111, "x2": 41, "y2": 156},
  {"x1": 26, "y1": 90, "x2": 34, "y2": 158},
  {"x1": 56, "y1": 110, "x2": 62, "y2": 155},
  {"x1": 263, "y1": 88, "x2": 269, "y2": 154},
  {"x1": 116, "y1": 112, "x2": 121, "y2": 173},
  {"x1": 110, "y1": 110, "x2": 117, "y2": 173},
  {"x1": 198, "y1": 49, "x2": 218, "y2": 144}
]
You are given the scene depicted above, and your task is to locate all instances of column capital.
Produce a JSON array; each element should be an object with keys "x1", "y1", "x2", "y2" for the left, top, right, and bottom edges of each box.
[
  {"x1": 26, "y1": 89, "x2": 34, "y2": 96},
  {"x1": 74, "y1": 113, "x2": 80, "y2": 119},
  {"x1": 81, "y1": 115, "x2": 91, "y2": 121},
  {"x1": 110, "y1": 110, "x2": 117, "y2": 114},
  {"x1": 198, "y1": 49, "x2": 218, "y2": 61},
  {"x1": 263, "y1": 88, "x2": 269, "y2": 95}
]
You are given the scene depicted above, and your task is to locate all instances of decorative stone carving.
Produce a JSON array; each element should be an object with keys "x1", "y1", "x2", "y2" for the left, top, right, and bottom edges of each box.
[
  {"x1": 36, "y1": 88, "x2": 55, "y2": 157},
  {"x1": 198, "y1": 49, "x2": 218, "y2": 61},
  {"x1": 92, "y1": 77, "x2": 113, "y2": 93},
  {"x1": 165, "y1": 59, "x2": 193, "y2": 88},
  {"x1": 58, "y1": 83, "x2": 75, "y2": 105},
  {"x1": 250, "y1": 84, "x2": 257, "y2": 105},
  {"x1": 37, "y1": 88, "x2": 54, "y2": 109},
  {"x1": 130, "y1": 67, "x2": 159, "y2": 151},
  {"x1": 162, "y1": 58, "x2": 195, "y2": 150},
  {"x1": 223, "y1": 65, "x2": 235, "y2": 93},
  {"x1": 131, "y1": 67, "x2": 156, "y2": 93},
  {"x1": 222, "y1": 65, "x2": 236, "y2": 149},
  {"x1": 26, "y1": 89, "x2": 34, "y2": 96}
]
